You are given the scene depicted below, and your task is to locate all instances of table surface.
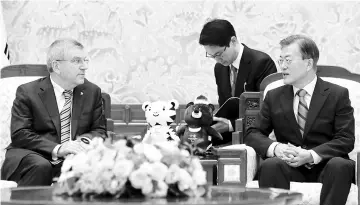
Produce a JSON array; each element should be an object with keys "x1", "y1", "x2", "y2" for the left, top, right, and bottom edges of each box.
[{"x1": 1, "y1": 186, "x2": 302, "y2": 205}]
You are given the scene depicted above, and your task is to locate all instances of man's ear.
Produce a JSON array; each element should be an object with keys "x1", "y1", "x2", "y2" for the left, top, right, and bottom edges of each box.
[
  {"x1": 306, "y1": 59, "x2": 314, "y2": 71},
  {"x1": 52, "y1": 60, "x2": 60, "y2": 74},
  {"x1": 186, "y1": 102, "x2": 194, "y2": 108},
  {"x1": 231, "y1": 36, "x2": 238, "y2": 45}
]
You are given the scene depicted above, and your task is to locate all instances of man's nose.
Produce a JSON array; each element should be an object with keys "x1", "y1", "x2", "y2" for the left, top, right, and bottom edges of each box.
[
  {"x1": 280, "y1": 64, "x2": 288, "y2": 71},
  {"x1": 80, "y1": 65, "x2": 88, "y2": 70}
]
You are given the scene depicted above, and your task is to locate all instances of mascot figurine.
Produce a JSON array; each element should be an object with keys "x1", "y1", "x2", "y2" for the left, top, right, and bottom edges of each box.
[
  {"x1": 142, "y1": 99, "x2": 180, "y2": 144},
  {"x1": 176, "y1": 95, "x2": 223, "y2": 151}
]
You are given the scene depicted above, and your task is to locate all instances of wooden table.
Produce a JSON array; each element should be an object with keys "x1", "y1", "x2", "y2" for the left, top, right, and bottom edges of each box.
[{"x1": 1, "y1": 186, "x2": 302, "y2": 205}]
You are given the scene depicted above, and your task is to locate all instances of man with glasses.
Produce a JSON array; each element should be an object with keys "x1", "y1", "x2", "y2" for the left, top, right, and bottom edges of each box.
[
  {"x1": 1, "y1": 38, "x2": 107, "y2": 186},
  {"x1": 199, "y1": 19, "x2": 277, "y2": 145},
  {"x1": 245, "y1": 35, "x2": 355, "y2": 205}
]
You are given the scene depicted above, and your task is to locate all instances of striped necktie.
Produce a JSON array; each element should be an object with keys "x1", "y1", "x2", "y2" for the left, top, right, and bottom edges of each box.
[
  {"x1": 230, "y1": 65, "x2": 238, "y2": 96},
  {"x1": 61, "y1": 90, "x2": 73, "y2": 143},
  {"x1": 297, "y1": 89, "x2": 308, "y2": 136},
  {"x1": 52, "y1": 90, "x2": 73, "y2": 165}
]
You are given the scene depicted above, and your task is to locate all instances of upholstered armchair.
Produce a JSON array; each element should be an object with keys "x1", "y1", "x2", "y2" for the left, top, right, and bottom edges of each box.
[
  {"x1": 0, "y1": 64, "x2": 113, "y2": 187},
  {"x1": 232, "y1": 66, "x2": 359, "y2": 205}
]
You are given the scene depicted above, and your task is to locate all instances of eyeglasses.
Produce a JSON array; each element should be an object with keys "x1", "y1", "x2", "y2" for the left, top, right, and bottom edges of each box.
[
  {"x1": 206, "y1": 47, "x2": 227, "y2": 58},
  {"x1": 277, "y1": 58, "x2": 308, "y2": 66},
  {"x1": 56, "y1": 57, "x2": 90, "y2": 65}
]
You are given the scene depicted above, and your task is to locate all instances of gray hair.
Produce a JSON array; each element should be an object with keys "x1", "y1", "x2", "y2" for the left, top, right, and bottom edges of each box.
[
  {"x1": 280, "y1": 35, "x2": 319, "y2": 69},
  {"x1": 46, "y1": 38, "x2": 84, "y2": 72}
]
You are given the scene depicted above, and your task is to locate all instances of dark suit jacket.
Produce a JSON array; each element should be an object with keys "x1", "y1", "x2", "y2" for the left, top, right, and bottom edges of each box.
[
  {"x1": 1, "y1": 76, "x2": 107, "y2": 180},
  {"x1": 245, "y1": 78, "x2": 355, "y2": 162},
  {"x1": 214, "y1": 44, "x2": 277, "y2": 145}
]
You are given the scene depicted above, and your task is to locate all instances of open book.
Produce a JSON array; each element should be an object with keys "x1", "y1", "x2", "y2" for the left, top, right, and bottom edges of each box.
[{"x1": 213, "y1": 97, "x2": 241, "y2": 120}]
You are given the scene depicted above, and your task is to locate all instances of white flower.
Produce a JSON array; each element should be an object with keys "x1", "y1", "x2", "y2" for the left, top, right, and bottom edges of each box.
[
  {"x1": 98, "y1": 169, "x2": 113, "y2": 182},
  {"x1": 61, "y1": 154, "x2": 76, "y2": 173},
  {"x1": 101, "y1": 149, "x2": 117, "y2": 169},
  {"x1": 178, "y1": 168, "x2": 195, "y2": 191},
  {"x1": 57, "y1": 171, "x2": 75, "y2": 183},
  {"x1": 113, "y1": 139, "x2": 132, "y2": 156},
  {"x1": 190, "y1": 158, "x2": 203, "y2": 171},
  {"x1": 155, "y1": 141, "x2": 181, "y2": 155},
  {"x1": 186, "y1": 158, "x2": 203, "y2": 174},
  {"x1": 180, "y1": 149, "x2": 190, "y2": 157},
  {"x1": 107, "y1": 179, "x2": 126, "y2": 194},
  {"x1": 129, "y1": 168, "x2": 151, "y2": 189},
  {"x1": 134, "y1": 143, "x2": 163, "y2": 162},
  {"x1": 151, "y1": 180, "x2": 168, "y2": 197},
  {"x1": 192, "y1": 169, "x2": 207, "y2": 186},
  {"x1": 57, "y1": 132, "x2": 209, "y2": 198},
  {"x1": 133, "y1": 143, "x2": 145, "y2": 155},
  {"x1": 141, "y1": 178, "x2": 154, "y2": 195},
  {"x1": 71, "y1": 152, "x2": 91, "y2": 174},
  {"x1": 113, "y1": 159, "x2": 134, "y2": 179},
  {"x1": 88, "y1": 137, "x2": 103, "y2": 148},
  {"x1": 112, "y1": 139, "x2": 127, "y2": 149},
  {"x1": 165, "y1": 164, "x2": 181, "y2": 184},
  {"x1": 148, "y1": 162, "x2": 168, "y2": 181}
]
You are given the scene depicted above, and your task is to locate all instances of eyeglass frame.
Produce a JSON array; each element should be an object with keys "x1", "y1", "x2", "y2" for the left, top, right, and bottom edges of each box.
[
  {"x1": 55, "y1": 57, "x2": 90, "y2": 65},
  {"x1": 206, "y1": 47, "x2": 227, "y2": 59},
  {"x1": 277, "y1": 57, "x2": 310, "y2": 67}
]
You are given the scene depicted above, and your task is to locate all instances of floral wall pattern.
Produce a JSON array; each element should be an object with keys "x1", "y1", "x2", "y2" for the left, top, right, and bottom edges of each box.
[{"x1": 1, "y1": 0, "x2": 360, "y2": 104}]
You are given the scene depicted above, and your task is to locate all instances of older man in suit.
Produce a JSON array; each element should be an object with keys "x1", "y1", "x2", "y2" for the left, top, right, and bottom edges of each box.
[
  {"x1": 1, "y1": 38, "x2": 107, "y2": 186},
  {"x1": 245, "y1": 35, "x2": 355, "y2": 205},
  {"x1": 199, "y1": 19, "x2": 277, "y2": 146}
]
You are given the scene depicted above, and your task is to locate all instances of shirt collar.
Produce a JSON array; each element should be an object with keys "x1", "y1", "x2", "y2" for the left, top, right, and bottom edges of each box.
[
  {"x1": 50, "y1": 75, "x2": 66, "y2": 99},
  {"x1": 231, "y1": 43, "x2": 244, "y2": 70},
  {"x1": 293, "y1": 76, "x2": 317, "y2": 97}
]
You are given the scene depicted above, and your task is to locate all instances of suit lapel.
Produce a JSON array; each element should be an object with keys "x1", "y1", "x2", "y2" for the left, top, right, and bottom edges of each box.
[
  {"x1": 71, "y1": 84, "x2": 86, "y2": 139},
  {"x1": 218, "y1": 64, "x2": 232, "y2": 98},
  {"x1": 234, "y1": 44, "x2": 252, "y2": 97},
  {"x1": 280, "y1": 85, "x2": 303, "y2": 141},
  {"x1": 303, "y1": 78, "x2": 329, "y2": 137},
  {"x1": 38, "y1": 76, "x2": 61, "y2": 137}
]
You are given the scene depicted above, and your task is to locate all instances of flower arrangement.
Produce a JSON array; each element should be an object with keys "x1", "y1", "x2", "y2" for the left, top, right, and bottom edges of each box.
[{"x1": 54, "y1": 137, "x2": 208, "y2": 199}]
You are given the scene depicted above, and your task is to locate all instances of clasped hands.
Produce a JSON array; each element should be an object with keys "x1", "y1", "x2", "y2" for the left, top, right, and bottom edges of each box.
[
  {"x1": 57, "y1": 135, "x2": 91, "y2": 158},
  {"x1": 275, "y1": 143, "x2": 314, "y2": 167}
]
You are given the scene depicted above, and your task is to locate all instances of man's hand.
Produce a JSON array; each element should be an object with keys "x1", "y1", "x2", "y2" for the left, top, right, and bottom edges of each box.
[
  {"x1": 57, "y1": 141, "x2": 86, "y2": 158},
  {"x1": 274, "y1": 143, "x2": 291, "y2": 159},
  {"x1": 211, "y1": 116, "x2": 230, "y2": 133},
  {"x1": 283, "y1": 146, "x2": 313, "y2": 167}
]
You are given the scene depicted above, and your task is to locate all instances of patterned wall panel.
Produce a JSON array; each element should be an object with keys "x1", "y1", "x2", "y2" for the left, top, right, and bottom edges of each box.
[{"x1": 2, "y1": 1, "x2": 360, "y2": 104}]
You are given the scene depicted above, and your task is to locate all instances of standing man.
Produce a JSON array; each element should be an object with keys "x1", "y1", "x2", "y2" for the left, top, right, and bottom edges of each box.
[
  {"x1": 245, "y1": 35, "x2": 355, "y2": 205},
  {"x1": 199, "y1": 19, "x2": 277, "y2": 145},
  {"x1": 1, "y1": 38, "x2": 107, "y2": 186}
]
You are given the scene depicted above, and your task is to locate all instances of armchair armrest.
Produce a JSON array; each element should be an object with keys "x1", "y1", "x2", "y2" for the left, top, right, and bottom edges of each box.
[
  {"x1": 232, "y1": 92, "x2": 262, "y2": 145},
  {"x1": 357, "y1": 152, "x2": 359, "y2": 203},
  {"x1": 101, "y1": 93, "x2": 114, "y2": 142},
  {"x1": 215, "y1": 145, "x2": 259, "y2": 185},
  {"x1": 232, "y1": 118, "x2": 244, "y2": 144}
]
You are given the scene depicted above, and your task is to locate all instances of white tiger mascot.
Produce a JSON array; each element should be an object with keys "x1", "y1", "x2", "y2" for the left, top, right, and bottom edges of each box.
[{"x1": 141, "y1": 99, "x2": 180, "y2": 144}]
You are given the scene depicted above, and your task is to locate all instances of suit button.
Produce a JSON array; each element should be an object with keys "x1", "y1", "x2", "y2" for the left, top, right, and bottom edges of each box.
[{"x1": 302, "y1": 145, "x2": 307, "y2": 149}]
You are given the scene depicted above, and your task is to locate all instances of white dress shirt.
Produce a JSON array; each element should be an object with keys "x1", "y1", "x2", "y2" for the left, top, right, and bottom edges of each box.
[
  {"x1": 266, "y1": 76, "x2": 322, "y2": 164},
  {"x1": 50, "y1": 76, "x2": 73, "y2": 160},
  {"x1": 228, "y1": 43, "x2": 244, "y2": 132}
]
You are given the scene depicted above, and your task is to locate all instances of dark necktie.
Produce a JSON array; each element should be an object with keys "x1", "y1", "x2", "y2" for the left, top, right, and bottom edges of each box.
[
  {"x1": 297, "y1": 89, "x2": 308, "y2": 136},
  {"x1": 230, "y1": 65, "x2": 237, "y2": 96}
]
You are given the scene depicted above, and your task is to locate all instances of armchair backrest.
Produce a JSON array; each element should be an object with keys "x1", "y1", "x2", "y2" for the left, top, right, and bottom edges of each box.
[
  {"x1": 0, "y1": 64, "x2": 112, "y2": 166},
  {"x1": 239, "y1": 65, "x2": 360, "y2": 162}
]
